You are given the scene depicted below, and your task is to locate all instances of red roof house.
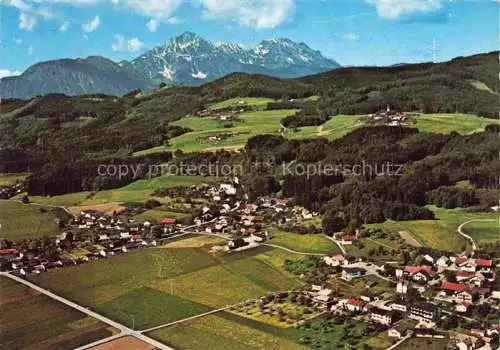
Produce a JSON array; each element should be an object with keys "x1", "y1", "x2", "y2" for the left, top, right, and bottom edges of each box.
[
  {"x1": 441, "y1": 281, "x2": 467, "y2": 292},
  {"x1": 341, "y1": 235, "x2": 356, "y2": 241},
  {"x1": 160, "y1": 218, "x2": 176, "y2": 225},
  {"x1": 347, "y1": 297, "x2": 361, "y2": 306},
  {"x1": 254, "y1": 216, "x2": 264, "y2": 222},
  {"x1": 456, "y1": 270, "x2": 475, "y2": 279},
  {"x1": 454, "y1": 257, "x2": 468, "y2": 265},
  {"x1": 0, "y1": 249, "x2": 18, "y2": 255},
  {"x1": 475, "y1": 259, "x2": 493, "y2": 268}
]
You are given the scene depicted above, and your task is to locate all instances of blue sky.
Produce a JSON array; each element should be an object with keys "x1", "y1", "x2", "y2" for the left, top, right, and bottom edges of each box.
[{"x1": 0, "y1": 0, "x2": 498, "y2": 78}]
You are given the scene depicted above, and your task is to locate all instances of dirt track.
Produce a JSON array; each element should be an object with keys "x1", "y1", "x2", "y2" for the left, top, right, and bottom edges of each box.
[{"x1": 399, "y1": 231, "x2": 422, "y2": 247}]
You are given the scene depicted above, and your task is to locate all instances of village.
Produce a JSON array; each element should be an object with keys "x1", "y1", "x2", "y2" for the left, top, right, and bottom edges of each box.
[{"x1": 0, "y1": 176, "x2": 499, "y2": 350}]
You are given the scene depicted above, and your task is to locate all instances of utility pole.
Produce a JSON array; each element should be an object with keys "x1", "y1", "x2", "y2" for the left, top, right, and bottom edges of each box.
[{"x1": 131, "y1": 314, "x2": 135, "y2": 330}]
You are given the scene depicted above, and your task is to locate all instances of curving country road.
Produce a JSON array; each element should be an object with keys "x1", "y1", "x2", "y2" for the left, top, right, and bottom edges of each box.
[
  {"x1": 1, "y1": 272, "x2": 174, "y2": 350},
  {"x1": 457, "y1": 219, "x2": 495, "y2": 255}
]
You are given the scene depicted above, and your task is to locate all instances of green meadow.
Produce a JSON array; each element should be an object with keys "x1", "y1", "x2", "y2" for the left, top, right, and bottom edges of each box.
[
  {"x1": 207, "y1": 97, "x2": 277, "y2": 111},
  {"x1": 409, "y1": 113, "x2": 499, "y2": 134},
  {"x1": 29, "y1": 246, "x2": 304, "y2": 329},
  {"x1": 148, "y1": 313, "x2": 308, "y2": 350},
  {"x1": 0, "y1": 173, "x2": 28, "y2": 186},
  {"x1": 17, "y1": 175, "x2": 212, "y2": 208},
  {"x1": 0, "y1": 201, "x2": 62, "y2": 240},
  {"x1": 268, "y1": 228, "x2": 340, "y2": 255},
  {"x1": 367, "y1": 205, "x2": 498, "y2": 252},
  {"x1": 135, "y1": 112, "x2": 496, "y2": 155}
]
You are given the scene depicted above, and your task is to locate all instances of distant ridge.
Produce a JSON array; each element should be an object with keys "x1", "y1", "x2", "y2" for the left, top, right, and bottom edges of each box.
[{"x1": 0, "y1": 32, "x2": 340, "y2": 99}]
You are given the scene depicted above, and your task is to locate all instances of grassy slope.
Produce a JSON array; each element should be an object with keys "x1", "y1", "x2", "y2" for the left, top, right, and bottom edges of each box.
[
  {"x1": 208, "y1": 97, "x2": 277, "y2": 111},
  {"x1": 82, "y1": 175, "x2": 212, "y2": 205},
  {"x1": 367, "y1": 205, "x2": 498, "y2": 251},
  {"x1": 409, "y1": 113, "x2": 499, "y2": 134},
  {"x1": 0, "y1": 277, "x2": 115, "y2": 350},
  {"x1": 462, "y1": 219, "x2": 499, "y2": 244},
  {"x1": 135, "y1": 112, "x2": 498, "y2": 155},
  {"x1": 0, "y1": 201, "x2": 61, "y2": 240},
  {"x1": 17, "y1": 175, "x2": 212, "y2": 208},
  {"x1": 268, "y1": 228, "x2": 340, "y2": 254},
  {"x1": 0, "y1": 173, "x2": 28, "y2": 186}
]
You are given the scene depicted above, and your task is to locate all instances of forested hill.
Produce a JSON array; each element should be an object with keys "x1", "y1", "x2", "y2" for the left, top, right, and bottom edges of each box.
[
  {"x1": 0, "y1": 51, "x2": 498, "y2": 197},
  {"x1": 198, "y1": 51, "x2": 498, "y2": 117}
]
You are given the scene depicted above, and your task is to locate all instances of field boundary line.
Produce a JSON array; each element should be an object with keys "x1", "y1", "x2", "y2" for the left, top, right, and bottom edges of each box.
[{"x1": 139, "y1": 300, "x2": 248, "y2": 333}]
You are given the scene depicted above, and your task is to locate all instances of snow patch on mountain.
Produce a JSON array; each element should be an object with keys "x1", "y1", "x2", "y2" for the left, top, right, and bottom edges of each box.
[
  {"x1": 191, "y1": 71, "x2": 207, "y2": 79},
  {"x1": 161, "y1": 66, "x2": 174, "y2": 80},
  {"x1": 131, "y1": 31, "x2": 340, "y2": 85}
]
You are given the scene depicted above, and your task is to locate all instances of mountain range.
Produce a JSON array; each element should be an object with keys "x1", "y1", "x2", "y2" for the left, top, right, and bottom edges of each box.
[{"x1": 0, "y1": 32, "x2": 340, "y2": 99}]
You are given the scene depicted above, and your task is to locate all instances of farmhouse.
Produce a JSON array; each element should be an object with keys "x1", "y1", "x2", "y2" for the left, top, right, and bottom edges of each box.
[
  {"x1": 342, "y1": 267, "x2": 365, "y2": 281},
  {"x1": 324, "y1": 254, "x2": 345, "y2": 267},
  {"x1": 346, "y1": 297, "x2": 363, "y2": 313}
]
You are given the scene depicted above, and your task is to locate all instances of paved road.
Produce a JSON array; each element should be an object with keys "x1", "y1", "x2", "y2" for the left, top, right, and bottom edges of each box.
[
  {"x1": 457, "y1": 219, "x2": 495, "y2": 255},
  {"x1": 1, "y1": 272, "x2": 174, "y2": 350}
]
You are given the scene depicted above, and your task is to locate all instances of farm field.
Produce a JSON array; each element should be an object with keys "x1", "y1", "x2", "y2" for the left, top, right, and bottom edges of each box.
[
  {"x1": 134, "y1": 208, "x2": 191, "y2": 222},
  {"x1": 19, "y1": 175, "x2": 213, "y2": 208},
  {"x1": 150, "y1": 251, "x2": 300, "y2": 308},
  {"x1": 81, "y1": 175, "x2": 213, "y2": 205},
  {"x1": 0, "y1": 201, "x2": 64, "y2": 240},
  {"x1": 207, "y1": 97, "x2": 277, "y2": 111},
  {"x1": 134, "y1": 112, "x2": 497, "y2": 155},
  {"x1": 135, "y1": 109, "x2": 297, "y2": 154},
  {"x1": 408, "y1": 113, "x2": 499, "y2": 134},
  {"x1": 268, "y1": 228, "x2": 340, "y2": 254},
  {"x1": 289, "y1": 115, "x2": 369, "y2": 140},
  {"x1": 0, "y1": 172, "x2": 28, "y2": 185},
  {"x1": 29, "y1": 245, "x2": 303, "y2": 328},
  {"x1": 345, "y1": 236, "x2": 402, "y2": 261},
  {"x1": 367, "y1": 205, "x2": 498, "y2": 251},
  {"x1": 0, "y1": 276, "x2": 116, "y2": 350},
  {"x1": 462, "y1": 218, "x2": 499, "y2": 244},
  {"x1": 160, "y1": 234, "x2": 227, "y2": 248},
  {"x1": 147, "y1": 313, "x2": 308, "y2": 350},
  {"x1": 14, "y1": 191, "x2": 93, "y2": 207}
]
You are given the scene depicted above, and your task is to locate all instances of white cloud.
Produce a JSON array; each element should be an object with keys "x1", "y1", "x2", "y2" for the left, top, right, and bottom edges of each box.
[
  {"x1": 0, "y1": 69, "x2": 22, "y2": 79},
  {"x1": 15, "y1": 38, "x2": 23, "y2": 45},
  {"x1": 82, "y1": 15, "x2": 100, "y2": 32},
  {"x1": 127, "y1": 37, "x2": 144, "y2": 51},
  {"x1": 343, "y1": 32, "x2": 360, "y2": 41},
  {"x1": 200, "y1": 0, "x2": 295, "y2": 29},
  {"x1": 59, "y1": 20, "x2": 70, "y2": 32},
  {"x1": 19, "y1": 12, "x2": 37, "y2": 30},
  {"x1": 111, "y1": 34, "x2": 144, "y2": 52},
  {"x1": 166, "y1": 16, "x2": 183, "y2": 24},
  {"x1": 122, "y1": 0, "x2": 181, "y2": 19},
  {"x1": 147, "y1": 18, "x2": 159, "y2": 31},
  {"x1": 365, "y1": 0, "x2": 443, "y2": 19},
  {"x1": 27, "y1": 45, "x2": 34, "y2": 55}
]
